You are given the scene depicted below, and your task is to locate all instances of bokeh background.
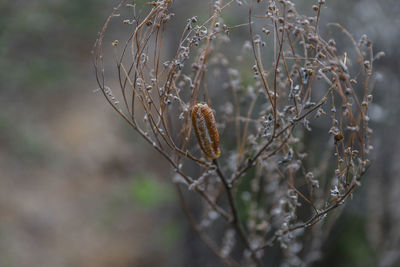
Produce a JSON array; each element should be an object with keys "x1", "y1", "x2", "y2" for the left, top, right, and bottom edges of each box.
[{"x1": 0, "y1": 0, "x2": 399, "y2": 266}]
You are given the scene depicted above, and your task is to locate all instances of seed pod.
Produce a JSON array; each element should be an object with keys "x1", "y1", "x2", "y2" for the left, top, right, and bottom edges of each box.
[{"x1": 191, "y1": 103, "x2": 221, "y2": 159}]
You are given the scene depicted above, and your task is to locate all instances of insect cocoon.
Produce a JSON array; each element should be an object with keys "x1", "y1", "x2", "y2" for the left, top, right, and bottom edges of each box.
[{"x1": 191, "y1": 103, "x2": 221, "y2": 159}]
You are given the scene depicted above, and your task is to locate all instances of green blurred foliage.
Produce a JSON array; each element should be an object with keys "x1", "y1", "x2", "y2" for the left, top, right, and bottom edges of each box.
[
  {"x1": 321, "y1": 214, "x2": 377, "y2": 267},
  {"x1": 130, "y1": 173, "x2": 176, "y2": 209},
  {"x1": 235, "y1": 168, "x2": 255, "y2": 226},
  {"x1": 100, "y1": 172, "x2": 177, "y2": 231},
  {"x1": 0, "y1": 0, "x2": 104, "y2": 90},
  {"x1": 157, "y1": 220, "x2": 184, "y2": 247}
]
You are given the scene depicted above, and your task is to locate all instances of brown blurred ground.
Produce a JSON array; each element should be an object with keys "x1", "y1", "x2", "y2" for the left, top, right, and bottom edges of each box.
[{"x1": 0, "y1": 1, "x2": 181, "y2": 266}]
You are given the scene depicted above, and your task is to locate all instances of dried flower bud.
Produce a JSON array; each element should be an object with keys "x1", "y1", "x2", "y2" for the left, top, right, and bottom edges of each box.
[
  {"x1": 192, "y1": 103, "x2": 221, "y2": 159},
  {"x1": 112, "y1": 40, "x2": 119, "y2": 46},
  {"x1": 334, "y1": 133, "x2": 344, "y2": 143}
]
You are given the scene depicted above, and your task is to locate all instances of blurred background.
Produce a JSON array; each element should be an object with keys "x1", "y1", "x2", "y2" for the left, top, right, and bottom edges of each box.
[{"x1": 0, "y1": 0, "x2": 399, "y2": 266}]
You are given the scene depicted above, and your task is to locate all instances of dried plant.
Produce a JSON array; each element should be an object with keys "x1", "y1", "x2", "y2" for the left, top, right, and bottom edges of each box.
[{"x1": 93, "y1": 0, "x2": 376, "y2": 266}]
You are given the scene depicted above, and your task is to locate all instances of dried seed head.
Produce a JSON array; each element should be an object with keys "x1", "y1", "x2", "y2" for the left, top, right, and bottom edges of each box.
[
  {"x1": 262, "y1": 28, "x2": 271, "y2": 35},
  {"x1": 112, "y1": 40, "x2": 119, "y2": 46},
  {"x1": 334, "y1": 133, "x2": 344, "y2": 143},
  {"x1": 192, "y1": 103, "x2": 221, "y2": 159}
]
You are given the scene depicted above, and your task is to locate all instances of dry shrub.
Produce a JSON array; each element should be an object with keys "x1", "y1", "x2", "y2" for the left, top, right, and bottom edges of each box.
[{"x1": 93, "y1": 0, "x2": 376, "y2": 266}]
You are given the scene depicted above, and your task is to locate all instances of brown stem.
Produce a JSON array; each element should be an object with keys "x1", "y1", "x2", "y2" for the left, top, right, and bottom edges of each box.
[{"x1": 213, "y1": 159, "x2": 262, "y2": 267}]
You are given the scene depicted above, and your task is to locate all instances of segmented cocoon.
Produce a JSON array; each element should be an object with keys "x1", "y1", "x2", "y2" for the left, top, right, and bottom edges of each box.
[{"x1": 191, "y1": 103, "x2": 221, "y2": 159}]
